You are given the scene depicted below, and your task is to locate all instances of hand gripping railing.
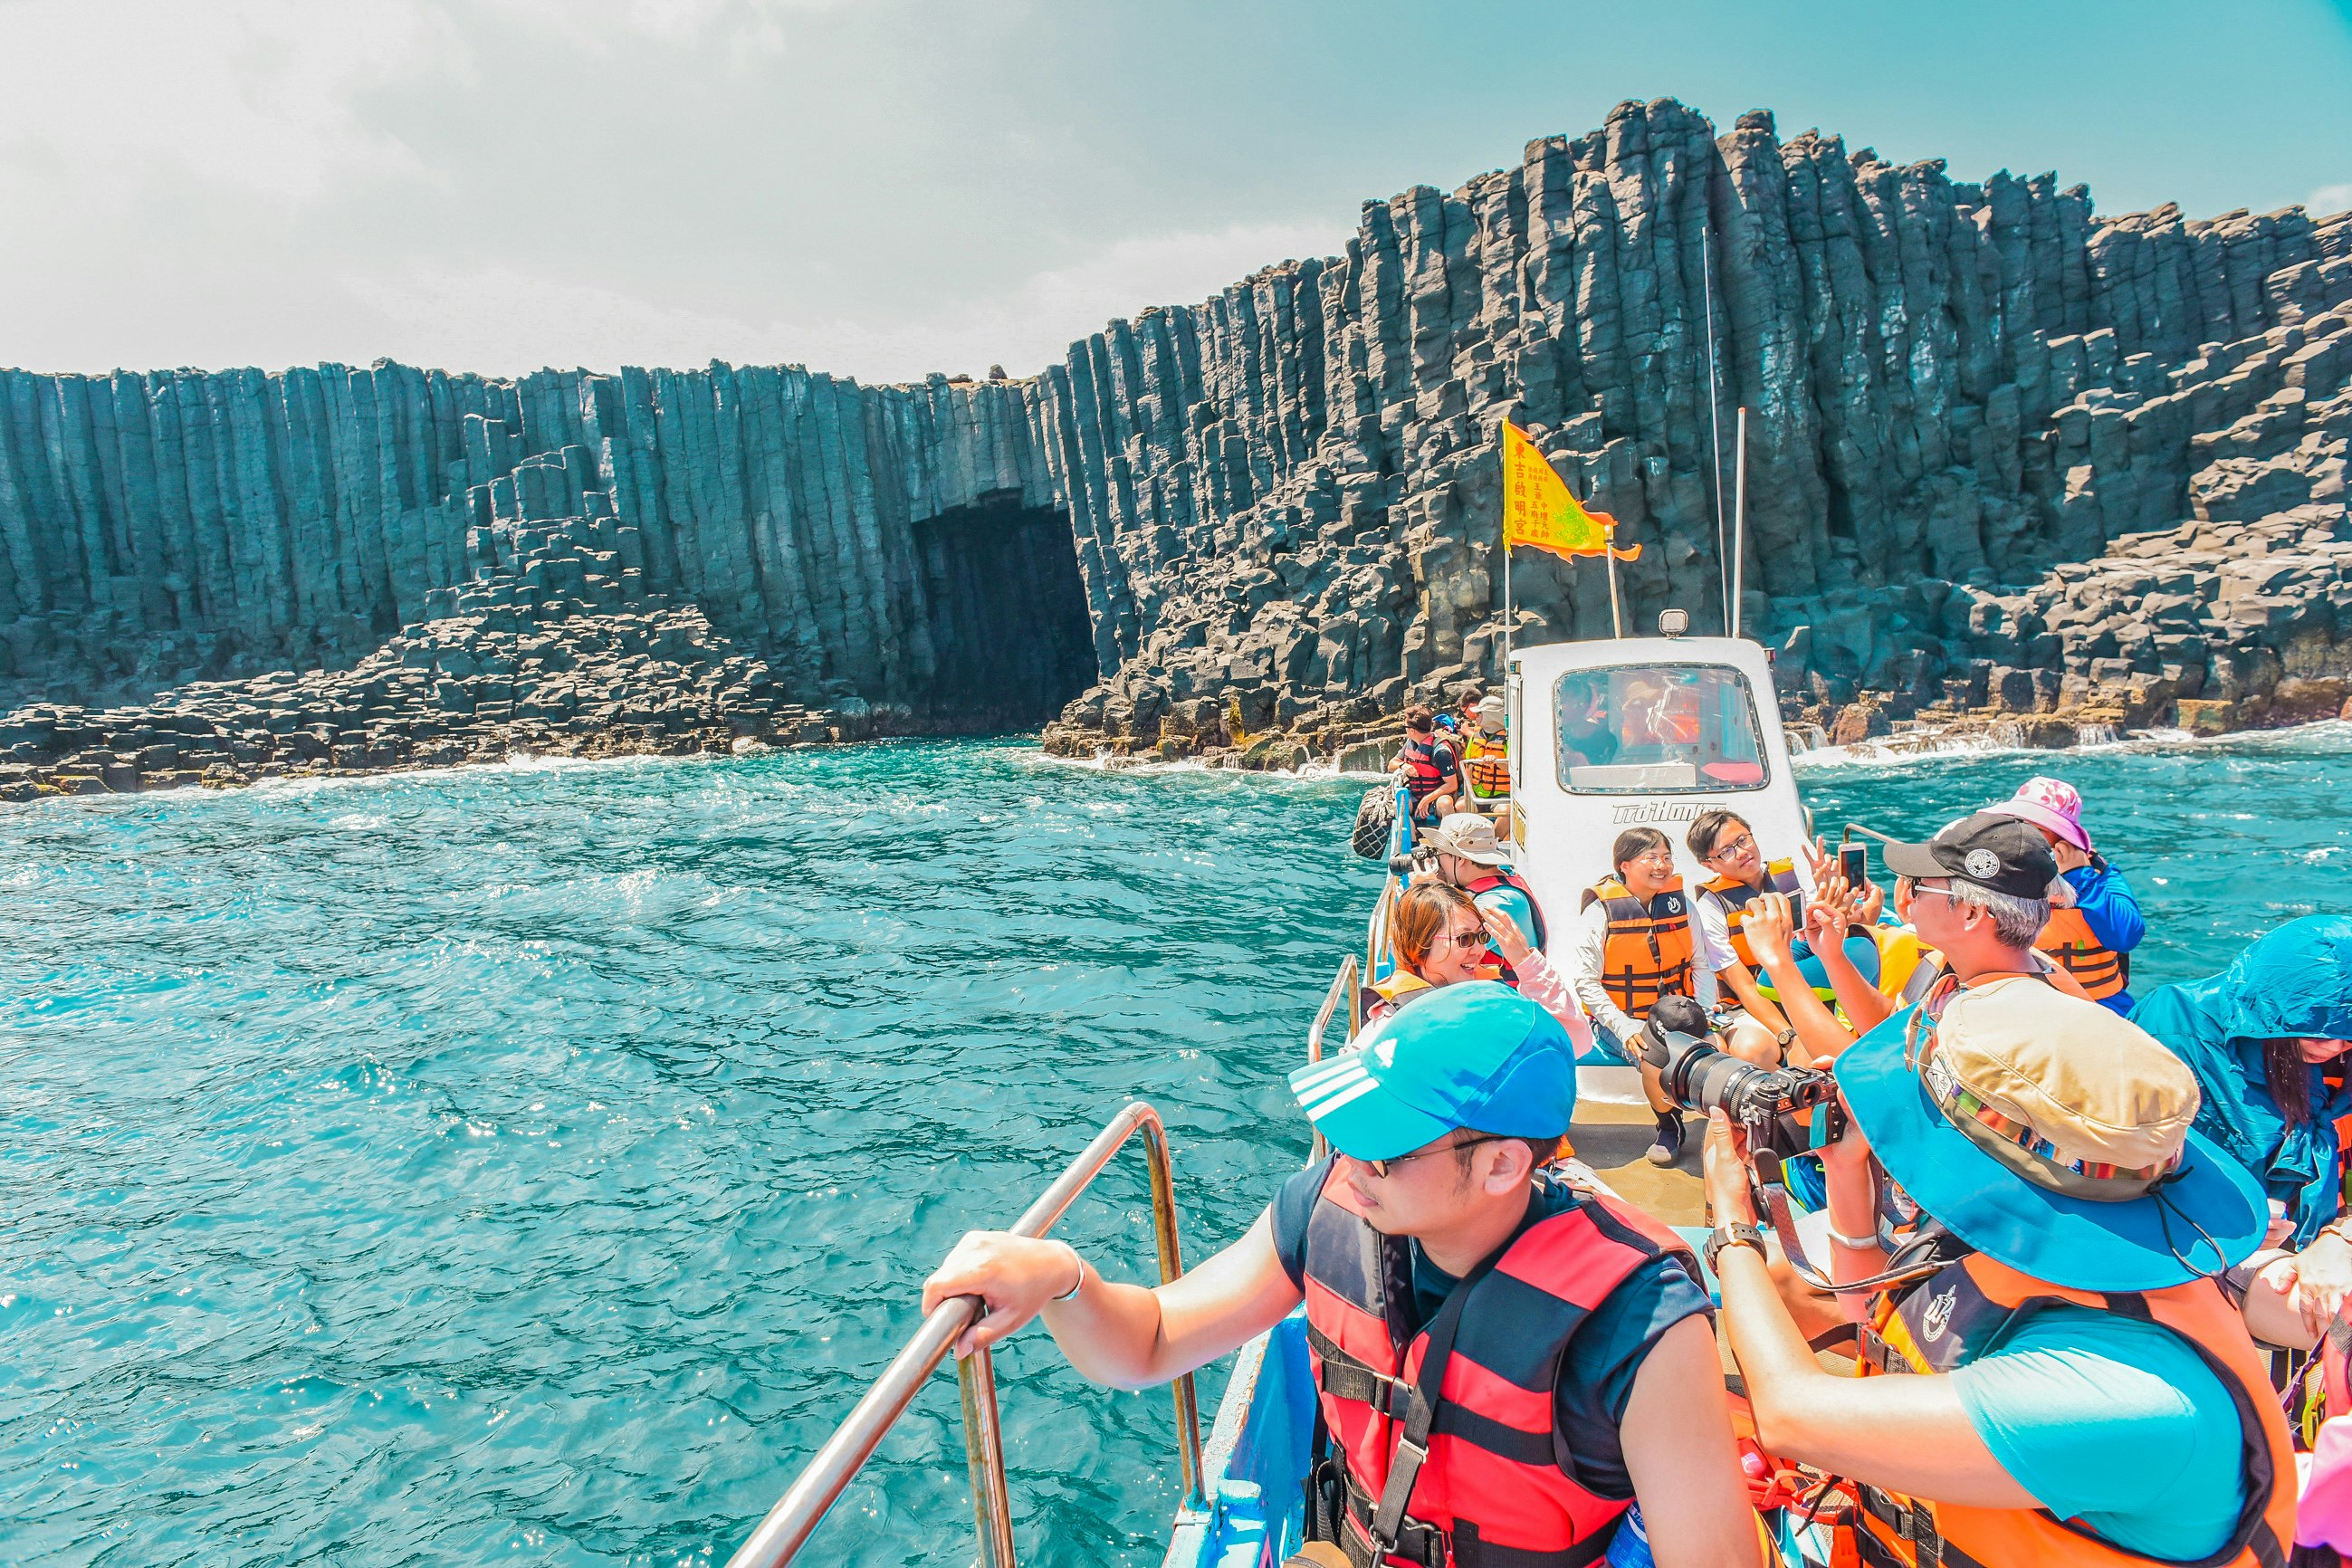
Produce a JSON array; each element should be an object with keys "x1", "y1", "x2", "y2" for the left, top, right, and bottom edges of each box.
[{"x1": 722, "y1": 1102, "x2": 1204, "y2": 1568}]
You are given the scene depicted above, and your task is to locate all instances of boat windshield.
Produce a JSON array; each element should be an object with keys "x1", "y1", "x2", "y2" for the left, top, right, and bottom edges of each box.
[{"x1": 1554, "y1": 664, "x2": 1769, "y2": 794}]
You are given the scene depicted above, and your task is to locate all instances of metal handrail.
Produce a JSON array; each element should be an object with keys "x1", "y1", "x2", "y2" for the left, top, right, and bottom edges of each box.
[
  {"x1": 1305, "y1": 954, "x2": 1362, "y2": 1161},
  {"x1": 1306, "y1": 952, "x2": 1361, "y2": 1067},
  {"x1": 723, "y1": 1102, "x2": 1204, "y2": 1568}
]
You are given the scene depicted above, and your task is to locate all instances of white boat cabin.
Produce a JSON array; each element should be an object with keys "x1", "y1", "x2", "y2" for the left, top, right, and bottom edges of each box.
[{"x1": 1504, "y1": 628, "x2": 1815, "y2": 923}]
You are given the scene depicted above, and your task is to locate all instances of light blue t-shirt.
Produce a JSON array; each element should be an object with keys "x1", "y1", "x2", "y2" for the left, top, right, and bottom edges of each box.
[
  {"x1": 1950, "y1": 1304, "x2": 2247, "y2": 1559},
  {"x1": 1471, "y1": 883, "x2": 1540, "y2": 948}
]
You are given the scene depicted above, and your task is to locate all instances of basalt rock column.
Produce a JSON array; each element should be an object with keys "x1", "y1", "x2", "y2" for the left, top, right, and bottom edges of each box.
[{"x1": 1033, "y1": 99, "x2": 2352, "y2": 758}]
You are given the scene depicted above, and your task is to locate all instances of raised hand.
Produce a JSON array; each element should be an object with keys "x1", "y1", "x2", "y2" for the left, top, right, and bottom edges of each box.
[
  {"x1": 1745, "y1": 891, "x2": 1798, "y2": 970},
  {"x1": 1478, "y1": 904, "x2": 1535, "y2": 965},
  {"x1": 1804, "y1": 879, "x2": 1849, "y2": 948},
  {"x1": 1799, "y1": 835, "x2": 1833, "y2": 884}
]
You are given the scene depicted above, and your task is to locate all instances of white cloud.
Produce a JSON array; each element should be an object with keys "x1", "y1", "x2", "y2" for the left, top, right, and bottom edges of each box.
[
  {"x1": 337, "y1": 217, "x2": 1354, "y2": 383},
  {"x1": 2312, "y1": 183, "x2": 2352, "y2": 215},
  {"x1": 469, "y1": 0, "x2": 840, "y2": 56},
  {"x1": 0, "y1": 0, "x2": 464, "y2": 205}
]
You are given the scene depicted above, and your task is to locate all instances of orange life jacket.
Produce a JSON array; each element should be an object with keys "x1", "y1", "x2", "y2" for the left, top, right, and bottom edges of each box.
[
  {"x1": 1581, "y1": 875, "x2": 1694, "y2": 1020},
  {"x1": 1697, "y1": 857, "x2": 1802, "y2": 971},
  {"x1": 1301, "y1": 1164, "x2": 1697, "y2": 1566},
  {"x1": 1657, "y1": 686, "x2": 1701, "y2": 744},
  {"x1": 1365, "y1": 970, "x2": 1435, "y2": 1026},
  {"x1": 2036, "y1": 905, "x2": 2128, "y2": 1000},
  {"x1": 1846, "y1": 1252, "x2": 2297, "y2": 1568},
  {"x1": 1461, "y1": 731, "x2": 1510, "y2": 799}
]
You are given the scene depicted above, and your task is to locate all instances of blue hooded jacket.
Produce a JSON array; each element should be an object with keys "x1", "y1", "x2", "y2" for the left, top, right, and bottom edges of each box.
[{"x1": 2130, "y1": 915, "x2": 2352, "y2": 1246}]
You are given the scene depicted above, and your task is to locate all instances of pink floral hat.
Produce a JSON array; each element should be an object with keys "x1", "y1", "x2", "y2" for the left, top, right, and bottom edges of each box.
[{"x1": 1988, "y1": 775, "x2": 2092, "y2": 853}]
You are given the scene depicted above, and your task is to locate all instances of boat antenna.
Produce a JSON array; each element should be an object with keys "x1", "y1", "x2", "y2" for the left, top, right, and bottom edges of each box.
[
  {"x1": 1702, "y1": 199, "x2": 1729, "y2": 635},
  {"x1": 1594, "y1": 477, "x2": 1626, "y2": 638},
  {"x1": 1732, "y1": 406, "x2": 1749, "y2": 640}
]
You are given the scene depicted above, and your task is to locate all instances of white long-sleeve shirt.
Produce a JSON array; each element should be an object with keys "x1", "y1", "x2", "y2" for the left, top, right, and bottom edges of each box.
[
  {"x1": 1567, "y1": 897, "x2": 1718, "y2": 1054},
  {"x1": 1509, "y1": 948, "x2": 1595, "y2": 1058}
]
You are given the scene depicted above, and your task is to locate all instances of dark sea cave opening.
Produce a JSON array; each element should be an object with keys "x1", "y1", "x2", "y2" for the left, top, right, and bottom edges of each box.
[{"x1": 912, "y1": 493, "x2": 1097, "y2": 729}]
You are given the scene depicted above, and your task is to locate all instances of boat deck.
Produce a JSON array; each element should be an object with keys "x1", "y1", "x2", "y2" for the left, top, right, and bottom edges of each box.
[{"x1": 1567, "y1": 1098, "x2": 1707, "y2": 1227}]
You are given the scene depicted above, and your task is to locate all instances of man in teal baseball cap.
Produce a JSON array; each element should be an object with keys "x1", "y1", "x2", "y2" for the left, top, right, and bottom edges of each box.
[{"x1": 924, "y1": 982, "x2": 1763, "y2": 1568}]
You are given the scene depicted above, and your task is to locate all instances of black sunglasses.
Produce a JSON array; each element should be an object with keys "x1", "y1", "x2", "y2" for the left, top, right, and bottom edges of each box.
[{"x1": 1364, "y1": 1134, "x2": 1508, "y2": 1180}]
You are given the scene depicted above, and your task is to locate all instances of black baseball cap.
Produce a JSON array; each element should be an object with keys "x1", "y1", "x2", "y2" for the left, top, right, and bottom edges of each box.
[{"x1": 1879, "y1": 812, "x2": 2059, "y2": 900}]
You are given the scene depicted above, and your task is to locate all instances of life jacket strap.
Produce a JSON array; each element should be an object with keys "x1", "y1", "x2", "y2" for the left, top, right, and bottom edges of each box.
[
  {"x1": 1339, "y1": 1471, "x2": 1616, "y2": 1568},
  {"x1": 1306, "y1": 1323, "x2": 1416, "y2": 1420},
  {"x1": 1365, "y1": 1229, "x2": 1514, "y2": 1563},
  {"x1": 1854, "y1": 1487, "x2": 2008, "y2": 1566},
  {"x1": 1339, "y1": 1470, "x2": 1447, "y2": 1566}
]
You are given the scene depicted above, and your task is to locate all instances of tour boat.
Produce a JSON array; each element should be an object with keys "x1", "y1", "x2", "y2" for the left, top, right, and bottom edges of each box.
[{"x1": 726, "y1": 625, "x2": 1838, "y2": 1568}]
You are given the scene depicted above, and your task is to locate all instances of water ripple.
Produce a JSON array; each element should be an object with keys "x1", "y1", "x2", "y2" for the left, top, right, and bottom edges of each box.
[{"x1": 3, "y1": 731, "x2": 2347, "y2": 1564}]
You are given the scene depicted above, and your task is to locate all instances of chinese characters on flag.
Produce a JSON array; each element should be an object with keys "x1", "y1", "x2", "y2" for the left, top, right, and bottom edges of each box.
[{"x1": 1500, "y1": 422, "x2": 1641, "y2": 561}]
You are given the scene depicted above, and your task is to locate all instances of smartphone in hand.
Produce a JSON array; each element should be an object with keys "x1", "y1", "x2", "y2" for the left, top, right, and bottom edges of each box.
[{"x1": 1839, "y1": 843, "x2": 1868, "y2": 890}]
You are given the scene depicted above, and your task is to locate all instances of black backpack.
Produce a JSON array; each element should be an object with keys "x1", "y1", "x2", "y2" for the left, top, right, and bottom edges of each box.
[{"x1": 1351, "y1": 785, "x2": 1395, "y2": 860}]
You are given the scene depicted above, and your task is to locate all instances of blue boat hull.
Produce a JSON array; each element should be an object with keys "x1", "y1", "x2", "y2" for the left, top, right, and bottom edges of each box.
[{"x1": 1162, "y1": 1311, "x2": 1315, "y2": 1568}]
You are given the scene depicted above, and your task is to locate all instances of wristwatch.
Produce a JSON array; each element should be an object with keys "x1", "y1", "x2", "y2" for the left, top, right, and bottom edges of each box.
[{"x1": 1705, "y1": 1222, "x2": 1768, "y2": 1275}]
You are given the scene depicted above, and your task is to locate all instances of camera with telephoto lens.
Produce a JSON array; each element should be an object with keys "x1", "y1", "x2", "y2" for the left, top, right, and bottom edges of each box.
[{"x1": 1634, "y1": 997, "x2": 1845, "y2": 1159}]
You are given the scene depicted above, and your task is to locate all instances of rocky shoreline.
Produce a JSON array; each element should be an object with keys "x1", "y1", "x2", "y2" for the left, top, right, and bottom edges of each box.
[
  {"x1": 3, "y1": 99, "x2": 2348, "y2": 791},
  {"x1": 0, "y1": 504, "x2": 1005, "y2": 804},
  {"x1": 1044, "y1": 283, "x2": 2352, "y2": 770}
]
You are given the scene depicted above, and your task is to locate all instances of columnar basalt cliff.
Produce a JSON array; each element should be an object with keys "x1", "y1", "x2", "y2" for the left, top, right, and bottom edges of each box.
[
  {"x1": 1028, "y1": 101, "x2": 2352, "y2": 761},
  {"x1": 0, "y1": 364, "x2": 1086, "y2": 723},
  {"x1": 2, "y1": 98, "x2": 2348, "y2": 798}
]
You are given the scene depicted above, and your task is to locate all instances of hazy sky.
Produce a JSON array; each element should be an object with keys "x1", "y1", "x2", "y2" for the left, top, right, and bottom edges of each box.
[{"x1": 4, "y1": 0, "x2": 2348, "y2": 384}]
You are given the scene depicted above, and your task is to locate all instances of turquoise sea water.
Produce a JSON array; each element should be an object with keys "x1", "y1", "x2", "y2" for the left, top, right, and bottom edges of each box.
[{"x1": 3, "y1": 725, "x2": 2349, "y2": 1566}]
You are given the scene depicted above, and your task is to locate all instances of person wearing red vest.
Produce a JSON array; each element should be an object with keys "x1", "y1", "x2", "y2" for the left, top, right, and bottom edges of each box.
[
  {"x1": 1702, "y1": 968, "x2": 2295, "y2": 1567},
  {"x1": 1391, "y1": 706, "x2": 1466, "y2": 827},
  {"x1": 923, "y1": 982, "x2": 1763, "y2": 1568},
  {"x1": 1416, "y1": 812, "x2": 1549, "y2": 986}
]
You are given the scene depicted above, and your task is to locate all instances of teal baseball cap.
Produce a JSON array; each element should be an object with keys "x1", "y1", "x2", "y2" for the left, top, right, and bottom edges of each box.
[{"x1": 1286, "y1": 981, "x2": 1578, "y2": 1162}]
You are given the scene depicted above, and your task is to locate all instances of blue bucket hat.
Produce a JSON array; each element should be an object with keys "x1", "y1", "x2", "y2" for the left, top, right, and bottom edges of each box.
[
  {"x1": 1836, "y1": 978, "x2": 2264, "y2": 1292},
  {"x1": 1286, "y1": 981, "x2": 1576, "y2": 1162}
]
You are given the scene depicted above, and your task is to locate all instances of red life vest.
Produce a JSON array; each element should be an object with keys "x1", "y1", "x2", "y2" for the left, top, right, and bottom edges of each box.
[
  {"x1": 1300, "y1": 1164, "x2": 1697, "y2": 1566},
  {"x1": 1463, "y1": 868, "x2": 1548, "y2": 984},
  {"x1": 1400, "y1": 737, "x2": 1454, "y2": 812},
  {"x1": 1697, "y1": 857, "x2": 1802, "y2": 971},
  {"x1": 1847, "y1": 1252, "x2": 2297, "y2": 1568}
]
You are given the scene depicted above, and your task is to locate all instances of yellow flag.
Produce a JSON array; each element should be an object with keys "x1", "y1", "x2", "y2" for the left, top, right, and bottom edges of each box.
[{"x1": 1499, "y1": 422, "x2": 1640, "y2": 561}]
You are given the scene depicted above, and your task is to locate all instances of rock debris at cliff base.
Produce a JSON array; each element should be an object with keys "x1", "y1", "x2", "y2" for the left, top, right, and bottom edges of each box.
[{"x1": 2, "y1": 96, "x2": 2350, "y2": 791}]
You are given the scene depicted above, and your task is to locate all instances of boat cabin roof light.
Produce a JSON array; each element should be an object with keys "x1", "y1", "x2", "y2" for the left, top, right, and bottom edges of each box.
[{"x1": 1659, "y1": 608, "x2": 1689, "y2": 637}]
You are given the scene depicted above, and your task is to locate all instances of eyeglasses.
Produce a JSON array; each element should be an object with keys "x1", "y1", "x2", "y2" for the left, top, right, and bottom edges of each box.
[
  {"x1": 1363, "y1": 1134, "x2": 1507, "y2": 1180},
  {"x1": 1439, "y1": 929, "x2": 1488, "y2": 952},
  {"x1": 1630, "y1": 847, "x2": 1676, "y2": 865},
  {"x1": 1898, "y1": 875, "x2": 1965, "y2": 905},
  {"x1": 1704, "y1": 831, "x2": 1755, "y2": 861}
]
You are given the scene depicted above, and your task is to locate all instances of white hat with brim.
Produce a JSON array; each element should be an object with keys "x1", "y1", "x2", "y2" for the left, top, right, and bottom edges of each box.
[
  {"x1": 1834, "y1": 979, "x2": 2264, "y2": 1291},
  {"x1": 1418, "y1": 813, "x2": 1514, "y2": 865}
]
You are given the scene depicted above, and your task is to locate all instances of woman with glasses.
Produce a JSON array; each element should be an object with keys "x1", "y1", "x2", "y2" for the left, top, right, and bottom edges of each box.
[{"x1": 1367, "y1": 882, "x2": 1592, "y2": 1051}]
